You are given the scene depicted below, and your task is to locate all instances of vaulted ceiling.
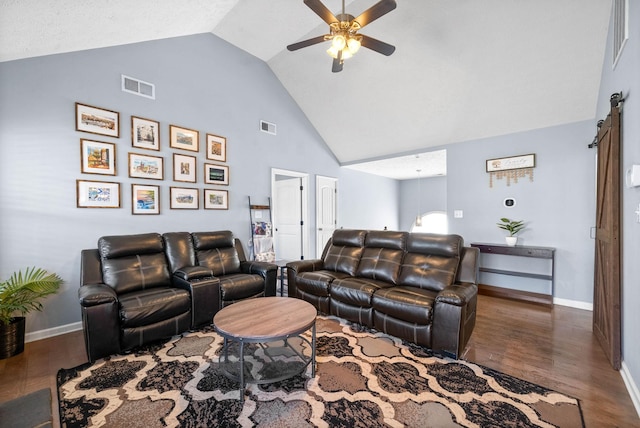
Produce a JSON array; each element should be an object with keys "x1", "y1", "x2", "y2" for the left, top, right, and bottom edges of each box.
[{"x1": 0, "y1": 0, "x2": 611, "y2": 178}]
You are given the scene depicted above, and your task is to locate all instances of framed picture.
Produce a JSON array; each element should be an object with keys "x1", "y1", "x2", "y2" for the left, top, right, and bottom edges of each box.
[
  {"x1": 75, "y1": 103, "x2": 120, "y2": 137},
  {"x1": 169, "y1": 125, "x2": 199, "y2": 152},
  {"x1": 170, "y1": 187, "x2": 199, "y2": 209},
  {"x1": 204, "y1": 163, "x2": 229, "y2": 186},
  {"x1": 129, "y1": 153, "x2": 164, "y2": 180},
  {"x1": 173, "y1": 153, "x2": 196, "y2": 183},
  {"x1": 76, "y1": 179, "x2": 120, "y2": 208},
  {"x1": 486, "y1": 154, "x2": 536, "y2": 172},
  {"x1": 132, "y1": 184, "x2": 160, "y2": 215},
  {"x1": 80, "y1": 139, "x2": 116, "y2": 175},
  {"x1": 204, "y1": 189, "x2": 229, "y2": 210},
  {"x1": 131, "y1": 116, "x2": 160, "y2": 150},
  {"x1": 206, "y1": 134, "x2": 227, "y2": 162}
]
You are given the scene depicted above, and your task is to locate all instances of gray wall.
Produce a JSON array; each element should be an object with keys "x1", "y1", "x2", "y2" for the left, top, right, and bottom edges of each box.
[
  {"x1": 0, "y1": 33, "x2": 398, "y2": 335},
  {"x1": 399, "y1": 175, "x2": 447, "y2": 231},
  {"x1": 445, "y1": 121, "x2": 596, "y2": 303},
  {"x1": 596, "y1": 0, "x2": 640, "y2": 410},
  {"x1": 338, "y1": 168, "x2": 399, "y2": 231}
]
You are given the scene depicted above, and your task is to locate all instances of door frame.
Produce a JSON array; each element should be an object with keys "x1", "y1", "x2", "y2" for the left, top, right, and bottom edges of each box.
[
  {"x1": 315, "y1": 175, "x2": 338, "y2": 258},
  {"x1": 271, "y1": 168, "x2": 309, "y2": 260}
]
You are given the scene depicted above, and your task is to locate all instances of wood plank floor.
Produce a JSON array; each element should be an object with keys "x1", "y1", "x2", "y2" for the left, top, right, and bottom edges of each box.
[{"x1": 0, "y1": 295, "x2": 638, "y2": 427}]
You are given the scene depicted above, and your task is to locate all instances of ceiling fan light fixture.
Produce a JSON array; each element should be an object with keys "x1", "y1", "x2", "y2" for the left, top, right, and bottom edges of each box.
[
  {"x1": 287, "y1": 0, "x2": 397, "y2": 72},
  {"x1": 347, "y1": 37, "x2": 361, "y2": 54},
  {"x1": 331, "y1": 34, "x2": 347, "y2": 50},
  {"x1": 326, "y1": 45, "x2": 340, "y2": 59}
]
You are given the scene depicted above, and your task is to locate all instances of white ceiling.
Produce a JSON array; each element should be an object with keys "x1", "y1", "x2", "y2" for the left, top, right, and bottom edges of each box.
[{"x1": 0, "y1": 0, "x2": 611, "y2": 180}]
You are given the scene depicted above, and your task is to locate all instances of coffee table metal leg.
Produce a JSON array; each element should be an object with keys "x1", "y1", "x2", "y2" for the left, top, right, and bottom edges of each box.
[
  {"x1": 239, "y1": 340, "x2": 245, "y2": 403},
  {"x1": 311, "y1": 323, "x2": 316, "y2": 377}
]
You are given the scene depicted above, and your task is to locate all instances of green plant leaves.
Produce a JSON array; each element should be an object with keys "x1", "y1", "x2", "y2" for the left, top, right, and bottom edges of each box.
[
  {"x1": 497, "y1": 218, "x2": 525, "y2": 236},
  {"x1": 0, "y1": 267, "x2": 63, "y2": 325}
]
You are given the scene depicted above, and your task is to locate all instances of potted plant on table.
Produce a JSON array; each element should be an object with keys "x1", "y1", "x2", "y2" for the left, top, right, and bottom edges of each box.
[
  {"x1": 497, "y1": 218, "x2": 525, "y2": 246},
  {"x1": 0, "y1": 267, "x2": 63, "y2": 359}
]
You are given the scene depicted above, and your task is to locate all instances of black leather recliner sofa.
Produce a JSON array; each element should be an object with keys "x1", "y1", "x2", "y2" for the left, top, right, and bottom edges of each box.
[
  {"x1": 78, "y1": 230, "x2": 276, "y2": 362},
  {"x1": 286, "y1": 229, "x2": 479, "y2": 358}
]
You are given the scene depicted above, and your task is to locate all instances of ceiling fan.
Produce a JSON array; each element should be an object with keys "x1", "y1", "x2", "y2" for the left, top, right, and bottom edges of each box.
[{"x1": 287, "y1": 0, "x2": 397, "y2": 73}]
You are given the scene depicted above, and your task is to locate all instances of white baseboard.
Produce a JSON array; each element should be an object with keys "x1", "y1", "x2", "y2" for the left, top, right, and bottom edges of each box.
[
  {"x1": 25, "y1": 321, "x2": 83, "y2": 343},
  {"x1": 553, "y1": 297, "x2": 593, "y2": 311},
  {"x1": 621, "y1": 361, "x2": 640, "y2": 418}
]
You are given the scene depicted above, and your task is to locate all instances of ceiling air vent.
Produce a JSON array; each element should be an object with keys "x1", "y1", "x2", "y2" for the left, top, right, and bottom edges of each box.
[
  {"x1": 260, "y1": 120, "x2": 276, "y2": 135},
  {"x1": 121, "y1": 75, "x2": 155, "y2": 99}
]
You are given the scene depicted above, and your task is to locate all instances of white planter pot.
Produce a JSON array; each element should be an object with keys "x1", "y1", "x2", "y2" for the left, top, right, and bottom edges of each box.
[{"x1": 505, "y1": 236, "x2": 518, "y2": 246}]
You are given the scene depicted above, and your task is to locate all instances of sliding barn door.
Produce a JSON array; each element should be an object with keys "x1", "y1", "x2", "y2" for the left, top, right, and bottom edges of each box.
[{"x1": 593, "y1": 94, "x2": 622, "y2": 370}]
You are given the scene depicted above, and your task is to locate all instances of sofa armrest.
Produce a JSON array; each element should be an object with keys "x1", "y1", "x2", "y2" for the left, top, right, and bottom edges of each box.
[
  {"x1": 456, "y1": 247, "x2": 479, "y2": 285},
  {"x1": 172, "y1": 275, "x2": 220, "y2": 327},
  {"x1": 78, "y1": 283, "x2": 120, "y2": 362},
  {"x1": 285, "y1": 259, "x2": 324, "y2": 298},
  {"x1": 240, "y1": 261, "x2": 278, "y2": 296},
  {"x1": 432, "y1": 282, "x2": 478, "y2": 359},
  {"x1": 174, "y1": 265, "x2": 213, "y2": 281},
  {"x1": 286, "y1": 259, "x2": 324, "y2": 274},
  {"x1": 78, "y1": 283, "x2": 117, "y2": 306},
  {"x1": 435, "y1": 282, "x2": 478, "y2": 306}
]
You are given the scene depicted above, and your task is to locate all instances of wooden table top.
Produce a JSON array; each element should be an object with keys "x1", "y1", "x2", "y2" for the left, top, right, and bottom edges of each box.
[{"x1": 213, "y1": 297, "x2": 317, "y2": 340}]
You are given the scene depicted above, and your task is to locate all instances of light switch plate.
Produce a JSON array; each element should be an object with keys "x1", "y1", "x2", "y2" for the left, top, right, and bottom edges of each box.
[{"x1": 454, "y1": 210, "x2": 463, "y2": 218}]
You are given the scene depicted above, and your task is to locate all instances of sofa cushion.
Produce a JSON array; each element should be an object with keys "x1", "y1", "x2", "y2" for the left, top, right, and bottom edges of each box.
[
  {"x1": 331, "y1": 229, "x2": 367, "y2": 247},
  {"x1": 218, "y1": 273, "x2": 265, "y2": 302},
  {"x1": 101, "y1": 253, "x2": 171, "y2": 295},
  {"x1": 297, "y1": 270, "x2": 352, "y2": 297},
  {"x1": 406, "y1": 233, "x2": 462, "y2": 258},
  {"x1": 119, "y1": 287, "x2": 191, "y2": 328},
  {"x1": 99, "y1": 233, "x2": 164, "y2": 259},
  {"x1": 323, "y1": 230, "x2": 367, "y2": 275},
  {"x1": 163, "y1": 232, "x2": 197, "y2": 273},
  {"x1": 192, "y1": 231, "x2": 241, "y2": 276},
  {"x1": 330, "y1": 277, "x2": 394, "y2": 307},
  {"x1": 98, "y1": 233, "x2": 172, "y2": 294},
  {"x1": 356, "y1": 247, "x2": 404, "y2": 284},
  {"x1": 372, "y1": 286, "x2": 438, "y2": 324},
  {"x1": 364, "y1": 230, "x2": 407, "y2": 250},
  {"x1": 397, "y1": 233, "x2": 463, "y2": 292}
]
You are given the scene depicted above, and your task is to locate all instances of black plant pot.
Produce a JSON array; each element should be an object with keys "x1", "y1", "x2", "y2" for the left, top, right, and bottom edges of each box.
[{"x1": 0, "y1": 317, "x2": 26, "y2": 359}]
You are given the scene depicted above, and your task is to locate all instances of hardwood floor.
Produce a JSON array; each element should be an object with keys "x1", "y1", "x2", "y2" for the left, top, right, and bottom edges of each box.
[
  {"x1": 465, "y1": 295, "x2": 639, "y2": 427},
  {"x1": 0, "y1": 295, "x2": 638, "y2": 427}
]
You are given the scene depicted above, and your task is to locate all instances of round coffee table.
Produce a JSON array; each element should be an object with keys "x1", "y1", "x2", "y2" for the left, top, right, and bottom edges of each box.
[{"x1": 213, "y1": 296, "x2": 317, "y2": 402}]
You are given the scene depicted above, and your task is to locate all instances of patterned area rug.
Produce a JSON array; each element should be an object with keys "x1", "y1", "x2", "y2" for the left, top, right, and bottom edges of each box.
[{"x1": 57, "y1": 316, "x2": 584, "y2": 427}]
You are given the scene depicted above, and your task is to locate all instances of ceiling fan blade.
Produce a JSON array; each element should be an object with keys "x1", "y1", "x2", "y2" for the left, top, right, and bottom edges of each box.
[
  {"x1": 352, "y1": 0, "x2": 397, "y2": 28},
  {"x1": 287, "y1": 35, "x2": 328, "y2": 51},
  {"x1": 360, "y1": 34, "x2": 396, "y2": 56},
  {"x1": 332, "y1": 50, "x2": 343, "y2": 73},
  {"x1": 303, "y1": 0, "x2": 338, "y2": 25}
]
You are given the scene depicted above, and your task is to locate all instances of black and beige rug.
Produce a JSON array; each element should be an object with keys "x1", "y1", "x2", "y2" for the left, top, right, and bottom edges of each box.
[{"x1": 57, "y1": 316, "x2": 584, "y2": 427}]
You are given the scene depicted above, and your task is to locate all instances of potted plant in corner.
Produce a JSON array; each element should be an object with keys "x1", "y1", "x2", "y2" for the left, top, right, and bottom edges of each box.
[
  {"x1": 497, "y1": 218, "x2": 525, "y2": 246},
  {"x1": 0, "y1": 267, "x2": 63, "y2": 359}
]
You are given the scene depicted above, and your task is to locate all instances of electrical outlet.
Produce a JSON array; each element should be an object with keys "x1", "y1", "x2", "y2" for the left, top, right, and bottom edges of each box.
[{"x1": 454, "y1": 210, "x2": 463, "y2": 218}]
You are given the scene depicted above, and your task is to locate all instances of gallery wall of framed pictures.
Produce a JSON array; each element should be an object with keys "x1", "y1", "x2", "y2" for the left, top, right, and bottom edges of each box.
[{"x1": 75, "y1": 102, "x2": 230, "y2": 214}]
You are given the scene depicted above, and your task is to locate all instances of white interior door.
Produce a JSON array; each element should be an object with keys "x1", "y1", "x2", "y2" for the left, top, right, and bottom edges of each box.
[
  {"x1": 316, "y1": 176, "x2": 337, "y2": 257},
  {"x1": 271, "y1": 169, "x2": 309, "y2": 261}
]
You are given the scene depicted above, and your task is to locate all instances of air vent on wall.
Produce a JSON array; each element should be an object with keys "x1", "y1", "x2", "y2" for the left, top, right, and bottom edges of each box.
[
  {"x1": 612, "y1": 0, "x2": 628, "y2": 68},
  {"x1": 260, "y1": 120, "x2": 276, "y2": 135},
  {"x1": 121, "y1": 75, "x2": 155, "y2": 99}
]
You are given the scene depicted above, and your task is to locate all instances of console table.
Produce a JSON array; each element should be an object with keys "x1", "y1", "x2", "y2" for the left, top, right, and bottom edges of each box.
[{"x1": 470, "y1": 242, "x2": 555, "y2": 306}]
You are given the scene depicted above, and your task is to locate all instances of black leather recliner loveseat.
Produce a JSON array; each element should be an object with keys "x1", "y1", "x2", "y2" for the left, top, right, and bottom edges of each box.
[
  {"x1": 78, "y1": 230, "x2": 277, "y2": 362},
  {"x1": 286, "y1": 229, "x2": 479, "y2": 358}
]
